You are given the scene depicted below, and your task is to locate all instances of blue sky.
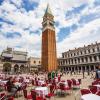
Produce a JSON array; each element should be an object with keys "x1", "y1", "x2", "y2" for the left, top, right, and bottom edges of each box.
[{"x1": 0, "y1": 0, "x2": 100, "y2": 57}]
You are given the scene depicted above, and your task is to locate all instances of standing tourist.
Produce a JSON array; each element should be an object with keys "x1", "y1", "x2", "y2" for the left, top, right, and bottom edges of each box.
[{"x1": 95, "y1": 66, "x2": 100, "y2": 79}]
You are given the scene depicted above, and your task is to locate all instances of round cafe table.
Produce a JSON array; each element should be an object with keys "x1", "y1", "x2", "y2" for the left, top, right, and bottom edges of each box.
[
  {"x1": 94, "y1": 84, "x2": 100, "y2": 91},
  {"x1": 14, "y1": 82, "x2": 22, "y2": 88},
  {"x1": 81, "y1": 94, "x2": 100, "y2": 100},
  {"x1": 35, "y1": 87, "x2": 48, "y2": 97},
  {"x1": 38, "y1": 80, "x2": 45, "y2": 86},
  {"x1": 0, "y1": 80, "x2": 8, "y2": 86}
]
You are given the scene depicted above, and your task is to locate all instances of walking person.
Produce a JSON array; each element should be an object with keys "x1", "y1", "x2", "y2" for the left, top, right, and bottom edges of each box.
[{"x1": 95, "y1": 66, "x2": 100, "y2": 79}]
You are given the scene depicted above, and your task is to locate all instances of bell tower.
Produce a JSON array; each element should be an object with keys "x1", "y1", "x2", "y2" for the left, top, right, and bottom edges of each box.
[{"x1": 41, "y1": 4, "x2": 57, "y2": 72}]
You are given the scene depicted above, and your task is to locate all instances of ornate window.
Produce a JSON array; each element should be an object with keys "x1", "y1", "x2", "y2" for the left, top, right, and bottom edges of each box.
[
  {"x1": 89, "y1": 56, "x2": 92, "y2": 62},
  {"x1": 92, "y1": 48, "x2": 95, "y2": 52},
  {"x1": 78, "y1": 58, "x2": 80, "y2": 63},
  {"x1": 80, "y1": 51, "x2": 82, "y2": 55},
  {"x1": 94, "y1": 56, "x2": 97, "y2": 61},
  {"x1": 71, "y1": 53, "x2": 72, "y2": 57},
  {"x1": 81, "y1": 58, "x2": 84, "y2": 63},
  {"x1": 34, "y1": 61, "x2": 36, "y2": 64},
  {"x1": 85, "y1": 57, "x2": 88, "y2": 62},
  {"x1": 88, "y1": 49, "x2": 90, "y2": 53}
]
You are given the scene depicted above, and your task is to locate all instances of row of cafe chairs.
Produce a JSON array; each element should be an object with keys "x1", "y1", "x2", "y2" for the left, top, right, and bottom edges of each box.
[
  {"x1": 80, "y1": 85, "x2": 100, "y2": 97},
  {"x1": 30, "y1": 77, "x2": 81, "y2": 99},
  {"x1": 92, "y1": 79, "x2": 100, "y2": 85},
  {"x1": 50, "y1": 78, "x2": 81, "y2": 95},
  {"x1": 80, "y1": 87, "x2": 100, "y2": 96},
  {"x1": 23, "y1": 85, "x2": 55, "y2": 100},
  {"x1": 0, "y1": 93, "x2": 14, "y2": 100},
  {"x1": 75, "y1": 79, "x2": 100, "y2": 100}
]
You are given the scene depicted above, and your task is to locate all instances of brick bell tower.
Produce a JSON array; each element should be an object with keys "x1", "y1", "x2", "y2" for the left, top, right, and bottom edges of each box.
[{"x1": 42, "y1": 4, "x2": 57, "y2": 72}]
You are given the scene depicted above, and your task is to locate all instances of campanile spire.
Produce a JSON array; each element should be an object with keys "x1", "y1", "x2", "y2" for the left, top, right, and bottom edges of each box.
[
  {"x1": 45, "y1": 4, "x2": 52, "y2": 15},
  {"x1": 41, "y1": 4, "x2": 57, "y2": 72},
  {"x1": 42, "y1": 4, "x2": 55, "y2": 32}
]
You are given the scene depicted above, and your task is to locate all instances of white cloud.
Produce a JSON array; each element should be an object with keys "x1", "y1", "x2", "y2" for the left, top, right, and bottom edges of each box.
[
  {"x1": 57, "y1": 18, "x2": 100, "y2": 57},
  {"x1": 0, "y1": 0, "x2": 99, "y2": 58}
]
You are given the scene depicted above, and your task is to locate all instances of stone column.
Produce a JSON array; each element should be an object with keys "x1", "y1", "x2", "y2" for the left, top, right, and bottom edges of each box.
[
  {"x1": 88, "y1": 57, "x2": 90, "y2": 63},
  {"x1": 89, "y1": 65, "x2": 91, "y2": 71},
  {"x1": 97, "y1": 55, "x2": 99, "y2": 61},
  {"x1": 11, "y1": 66, "x2": 14, "y2": 74},
  {"x1": 81, "y1": 66, "x2": 83, "y2": 72},
  {"x1": 93, "y1": 65, "x2": 96, "y2": 71},
  {"x1": 84, "y1": 57, "x2": 86, "y2": 63},
  {"x1": 65, "y1": 60, "x2": 66, "y2": 65},
  {"x1": 92, "y1": 56, "x2": 94, "y2": 63},
  {"x1": 73, "y1": 59, "x2": 75, "y2": 65},
  {"x1": 80, "y1": 58, "x2": 82, "y2": 63}
]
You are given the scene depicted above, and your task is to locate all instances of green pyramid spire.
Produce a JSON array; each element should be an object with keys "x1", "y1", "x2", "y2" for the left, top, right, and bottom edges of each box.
[{"x1": 45, "y1": 4, "x2": 52, "y2": 15}]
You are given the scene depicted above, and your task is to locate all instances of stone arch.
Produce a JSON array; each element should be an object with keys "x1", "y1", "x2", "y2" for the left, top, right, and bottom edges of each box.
[
  {"x1": 90, "y1": 65, "x2": 94, "y2": 71},
  {"x1": 79, "y1": 66, "x2": 81, "y2": 71},
  {"x1": 75, "y1": 66, "x2": 78, "y2": 71},
  {"x1": 20, "y1": 65, "x2": 25, "y2": 73},
  {"x1": 69, "y1": 67, "x2": 71, "y2": 71},
  {"x1": 3, "y1": 62, "x2": 11, "y2": 73},
  {"x1": 86, "y1": 66, "x2": 89, "y2": 71},
  {"x1": 82, "y1": 66, "x2": 85, "y2": 71},
  {"x1": 14, "y1": 64, "x2": 19, "y2": 74}
]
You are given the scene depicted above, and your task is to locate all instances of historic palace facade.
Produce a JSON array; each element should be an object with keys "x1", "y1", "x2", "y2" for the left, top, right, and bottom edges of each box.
[
  {"x1": 0, "y1": 47, "x2": 29, "y2": 74},
  {"x1": 42, "y1": 4, "x2": 57, "y2": 72},
  {"x1": 28, "y1": 57, "x2": 41, "y2": 72},
  {"x1": 58, "y1": 42, "x2": 100, "y2": 72}
]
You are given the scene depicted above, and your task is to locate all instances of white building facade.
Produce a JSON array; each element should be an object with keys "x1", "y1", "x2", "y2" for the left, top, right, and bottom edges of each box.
[
  {"x1": 28, "y1": 57, "x2": 41, "y2": 72},
  {"x1": 58, "y1": 42, "x2": 100, "y2": 72}
]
